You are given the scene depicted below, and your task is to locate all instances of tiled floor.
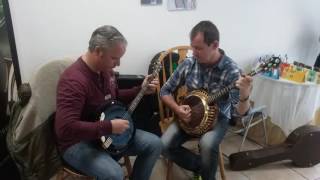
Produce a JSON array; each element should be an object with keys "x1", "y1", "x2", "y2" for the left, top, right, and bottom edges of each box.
[{"x1": 148, "y1": 133, "x2": 320, "y2": 180}]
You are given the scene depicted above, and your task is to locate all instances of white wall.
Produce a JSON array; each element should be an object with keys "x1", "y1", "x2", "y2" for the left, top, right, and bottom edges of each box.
[{"x1": 9, "y1": 0, "x2": 320, "y2": 82}]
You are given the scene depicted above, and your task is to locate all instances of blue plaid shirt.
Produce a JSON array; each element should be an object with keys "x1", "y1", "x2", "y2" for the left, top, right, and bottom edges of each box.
[{"x1": 160, "y1": 51, "x2": 241, "y2": 120}]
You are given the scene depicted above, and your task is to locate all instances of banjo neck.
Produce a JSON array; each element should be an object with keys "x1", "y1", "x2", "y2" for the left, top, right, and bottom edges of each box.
[
  {"x1": 207, "y1": 65, "x2": 264, "y2": 104},
  {"x1": 127, "y1": 85, "x2": 148, "y2": 114},
  {"x1": 127, "y1": 61, "x2": 161, "y2": 115}
]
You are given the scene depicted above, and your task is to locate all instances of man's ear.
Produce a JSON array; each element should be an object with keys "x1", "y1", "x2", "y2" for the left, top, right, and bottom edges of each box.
[
  {"x1": 94, "y1": 46, "x2": 104, "y2": 57},
  {"x1": 210, "y1": 40, "x2": 219, "y2": 49}
]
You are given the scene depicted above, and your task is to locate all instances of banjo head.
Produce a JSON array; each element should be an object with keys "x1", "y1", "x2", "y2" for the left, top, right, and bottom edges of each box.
[
  {"x1": 182, "y1": 95, "x2": 206, "y2": 128},
  {"x1": 178, "y1": 90, "x2": 218, "y2": 136},
  {"x1": 100, "y1": 101, "x2": 134, "y2": 152}
]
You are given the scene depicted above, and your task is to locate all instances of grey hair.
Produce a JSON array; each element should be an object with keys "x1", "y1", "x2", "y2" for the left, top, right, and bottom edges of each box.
[{"x1": 88, "y1": 25, "x2": 127, "y2": 52}]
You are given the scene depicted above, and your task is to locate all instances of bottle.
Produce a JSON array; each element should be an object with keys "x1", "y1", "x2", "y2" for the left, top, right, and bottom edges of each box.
[{"x1": 272, "y1": 68, "x2": 279, "y2": 79}]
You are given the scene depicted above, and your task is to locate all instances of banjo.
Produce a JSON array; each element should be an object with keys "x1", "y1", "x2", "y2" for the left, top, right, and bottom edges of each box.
[
  {"x1": 99, "y1": 60, "x2": 161, "y2": 155},
  {"x1": 178, "y1": 56, "x2": 281, "y2": 137}
]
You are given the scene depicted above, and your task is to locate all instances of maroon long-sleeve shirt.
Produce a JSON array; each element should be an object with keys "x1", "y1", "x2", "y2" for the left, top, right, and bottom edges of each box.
[{"x1": 55, "y1": 58, "x2": 140, "y2": 153}]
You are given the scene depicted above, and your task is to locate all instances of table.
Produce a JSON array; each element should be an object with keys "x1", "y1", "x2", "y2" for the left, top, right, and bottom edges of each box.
[{"x1": 251, "y1": 75, "x2": 320, "y2": 136}]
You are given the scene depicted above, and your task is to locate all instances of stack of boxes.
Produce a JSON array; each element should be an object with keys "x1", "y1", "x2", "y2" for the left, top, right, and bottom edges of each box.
[
  {"x1": 259, "y1": 55, "x2": 320, "y2": 84},
  {"x1": 280, "y1": 61, "x2": 320, "y2": 84}
]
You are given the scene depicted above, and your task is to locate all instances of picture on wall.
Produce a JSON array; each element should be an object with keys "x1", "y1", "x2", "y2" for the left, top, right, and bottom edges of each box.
[
  {"x1": 141, "y1": 0, "x2": 162, "y2": 6},
  {"x1": 167, "y1": 0, "x2": 196, "y2": 11}
]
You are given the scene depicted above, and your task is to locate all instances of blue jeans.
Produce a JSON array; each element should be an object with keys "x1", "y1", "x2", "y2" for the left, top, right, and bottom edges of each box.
[
  {"x1": 161, "y1": 117, "x2": 229, "y2": 180},
  {"x1": 62, "y1": 129, "x2": 162, "y2": 180}
]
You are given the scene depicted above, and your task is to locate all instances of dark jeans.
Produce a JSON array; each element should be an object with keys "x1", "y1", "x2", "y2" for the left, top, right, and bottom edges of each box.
[
  {"x1": 161, "y1": 117, "x2": 229, "y2": 180},
  {"x1": 63, "y1": 129, "x2": 162, "y2": 180}
]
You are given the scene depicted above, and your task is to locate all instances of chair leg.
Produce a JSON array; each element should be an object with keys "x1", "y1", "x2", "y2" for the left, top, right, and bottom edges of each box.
[
  {"x1": 218, "y1": 146, "x2": 226, "y2": 180},
  {"x1": 166, "y1": 160, "x2": 173, "y2": 180},
  {"x1": 55, "y1": 169, "x2": 63, "y2": 180},
  {"x1": 124, "y1": 156, "x2": 132, "y2": 179},
  {"x1": 239, "y1": 114, "x2": 254, "y2": 151},
  {"x1": 262, "y1": 112, "x2": 268, "y2": 146}
]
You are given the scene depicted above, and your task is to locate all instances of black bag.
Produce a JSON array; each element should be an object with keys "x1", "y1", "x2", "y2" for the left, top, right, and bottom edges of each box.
[{"x1": 148, "y1": 51, "x2": 180, "y2": 84}]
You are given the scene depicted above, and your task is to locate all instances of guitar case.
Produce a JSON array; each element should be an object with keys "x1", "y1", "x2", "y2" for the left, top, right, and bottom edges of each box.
[{"x1": 229, "y1": 125, "x2": 320, "y2": 170}]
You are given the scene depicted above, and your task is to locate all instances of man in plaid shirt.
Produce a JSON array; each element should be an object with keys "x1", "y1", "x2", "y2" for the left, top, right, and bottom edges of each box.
[{"x1": 161, "y1": 21, "x2": 253, "y2": 180}]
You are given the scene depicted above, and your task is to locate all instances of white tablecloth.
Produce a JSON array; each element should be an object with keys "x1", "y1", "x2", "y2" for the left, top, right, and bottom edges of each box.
[{"x1": 251, "y1": 75, "x2": 320, "y2": 135}]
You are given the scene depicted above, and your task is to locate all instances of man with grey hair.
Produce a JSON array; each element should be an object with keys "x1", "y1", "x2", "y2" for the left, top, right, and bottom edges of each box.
[{"x1": 54, "y1": 25, "x2": 162, "y2": 180}]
